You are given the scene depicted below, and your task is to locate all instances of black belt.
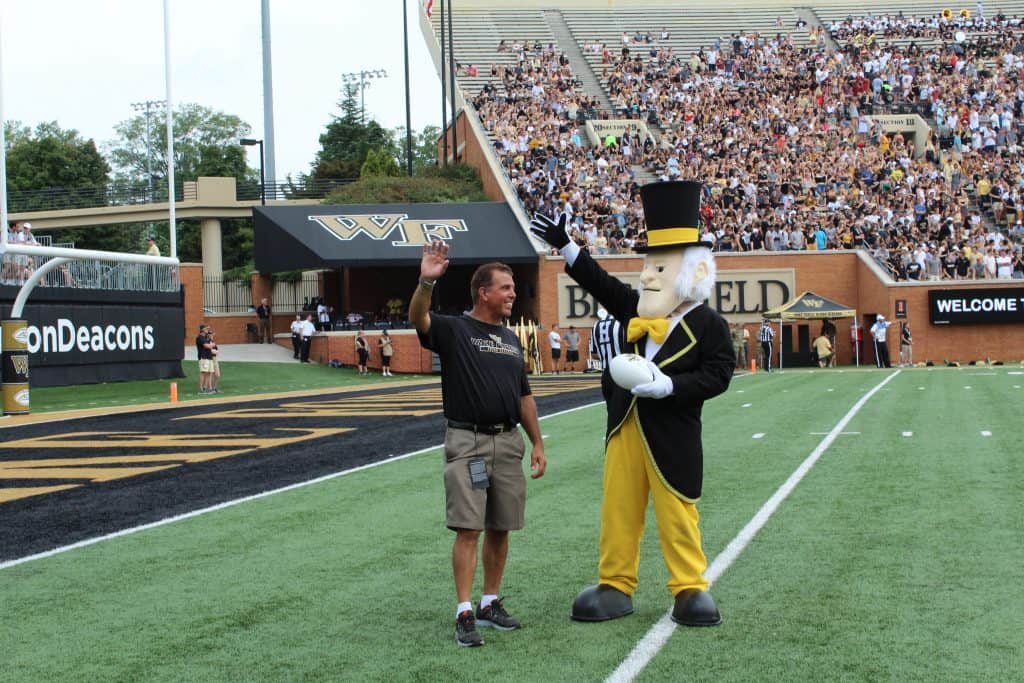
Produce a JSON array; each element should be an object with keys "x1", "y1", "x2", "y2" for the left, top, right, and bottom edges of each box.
[{"x1": 447, "y1": 419, "x2": 517, "y2": 435}]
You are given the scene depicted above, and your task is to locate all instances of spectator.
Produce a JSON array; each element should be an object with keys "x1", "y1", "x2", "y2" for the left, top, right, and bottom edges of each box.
[
  {"x1": 256, "y1": 298, "x2": 273, "y2": 343},
  {"x1": 299, "y1": 314, "x2": 316, "y2": 363},
  {"x1": 563, "y1": 325, "x2": 581, "y2": 372},
  {"x1": 379, "y1": 329, "x2": 394, "y2": 376},
  {"x1": 290, "y1": 314, "x2": 303, "y2": 359},
  {"x1": 196, "y1": 325, "x2": 214, "y2": 394},
  {"x1": 355, "y1": 331, "x2": 369, "y2": 375},
  {"x1": 813, "y1": 332, "x2": 834, "y2": 368}
]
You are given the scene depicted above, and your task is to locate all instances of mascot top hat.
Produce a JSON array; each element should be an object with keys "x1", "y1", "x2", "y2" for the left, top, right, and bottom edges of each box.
[{"x1": 638, "y1": 180, "x2": 714, "y2": 251}]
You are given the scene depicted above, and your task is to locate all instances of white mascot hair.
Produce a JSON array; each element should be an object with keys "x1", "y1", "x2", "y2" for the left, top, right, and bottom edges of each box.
[{"x1": 674, "y1": 247, "x2": 717, "y2": 303}]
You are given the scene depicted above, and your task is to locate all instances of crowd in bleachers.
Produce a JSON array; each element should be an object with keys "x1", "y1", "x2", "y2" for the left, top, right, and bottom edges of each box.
[
  {"x1": 827, "y1": 8, "x2": 1021, "y2": 43},
  {"x1": 468, "y1": 12, "x2": 1024, "y2": 280},
  {"x1": 473, "y1": 39, "x2": 650, "y2": 254}
]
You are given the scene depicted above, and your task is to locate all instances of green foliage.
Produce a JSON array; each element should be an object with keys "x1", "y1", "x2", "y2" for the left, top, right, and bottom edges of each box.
[
  {"x1": 272, "y1": 270, "x2": 304, "y2": 284},
  {"x1": 4, "y1": 121, "x2": 110, "y2": 211},
  {"x1": 106, "y1": 103, "x2": 257, "y2": 186},
  {"x1": 359, "y1": 147, "x2": 402, "y2": 178},
  {"x1": 392, "y1": 124, "x2": 442, "y2": 171},
  {"x1": 311, "y1": 83, "x2": 396, "y2": 180},
  {"x1": 322, "y1": 165, "x2": 486, "y2": 204},
  {"x1": 222, "y1": 263, "x2": 253, "y2": 285}
]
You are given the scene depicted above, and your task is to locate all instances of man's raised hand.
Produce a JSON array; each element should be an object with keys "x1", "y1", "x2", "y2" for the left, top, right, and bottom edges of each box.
[
  {"x1": 421, "y1": 239, "x2": 450, "y2": 281},
  {"x1": 529, "y1": 212, "x2": 571, "y2": 250}
]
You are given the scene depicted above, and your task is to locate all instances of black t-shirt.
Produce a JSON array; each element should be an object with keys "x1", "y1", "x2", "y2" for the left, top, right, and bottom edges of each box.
[
  {"x1": 418, "y1": 313, "x2": 531, "y2": 425},
  {"x1": 196, "y1": 334, "x2": 213, "y2": 360}
]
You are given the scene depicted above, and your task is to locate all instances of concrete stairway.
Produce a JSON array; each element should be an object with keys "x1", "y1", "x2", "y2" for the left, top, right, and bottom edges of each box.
[
  {"x1": 795, "y1": 7, "x2": 839, "y2": 52},
  {"x1": 542, "y1": 9, "x2": 615, "y2": 112},
  {"x1": 632, "y1": 165, "x2": 659, "y2": 185}
]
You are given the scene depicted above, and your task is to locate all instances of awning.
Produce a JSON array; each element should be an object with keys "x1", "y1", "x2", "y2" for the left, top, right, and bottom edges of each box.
[
  {"x1": 762, "y1": 291, "x2": 856, "y2": 320},
  {"x1": 253, "y1": 201, "x2": 539, "y2": 271}
]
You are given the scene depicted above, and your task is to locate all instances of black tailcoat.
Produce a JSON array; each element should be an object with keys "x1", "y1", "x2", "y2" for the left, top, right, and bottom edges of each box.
[{"x1": 567, "y1": 251, "x2": 734, "y2": 500}]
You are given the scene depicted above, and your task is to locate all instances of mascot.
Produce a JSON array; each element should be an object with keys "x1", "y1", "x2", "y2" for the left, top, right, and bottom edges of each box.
[{"x1": 530, "y1": 180, "x2": 734, "y2": 626}]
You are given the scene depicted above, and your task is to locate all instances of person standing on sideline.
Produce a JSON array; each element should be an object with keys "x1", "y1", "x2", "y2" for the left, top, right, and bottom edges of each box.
[
  {"x1": 758, "y1": 319, "x2": 775, "y2": 372},
  {"x1": 870, "y1": 314, "x2": 893, "y2": 368},
  {"x1": 317, "y1": 300, "x2": 332, "y2": 331},
  {"x1": 410, "y1": 240, "x2": 547, "y2": 648},
  {"x1": 290, "y1": 315, "x2": 303, "y2": 359},
  {"x1": 146, "y1": 236, "x2": 160, "y2": 257},
  {"x1": 196, "y1": 325, "x2": 214, "y2": 394},
  {"x1": 378, "y1": 329, "x2": 394, "y2": 376},
  {"x1": 563, "y1": 325, "x2": 581, "y2": 372},
  {"x1": 548, "y1": 323, "x2": 562, "y2": 373},
  {"x1": 899, "y1": 321, "x2": 913, "y2": 367},
  {"x1": 208, "y1": 329, "x2": 221, "y2": 393},
  {"x1": 355, "y1": 331, "x2": 369, "y2": 375},
  {"x1": 812, "y1": 332, "x2": 833, "y2": 368},
  {"x1": 256, "y1": 298, "x2": 272, "y2": 343},
  {"x1": 299, "y1": 313, "x2": 316, "y2": 363}
]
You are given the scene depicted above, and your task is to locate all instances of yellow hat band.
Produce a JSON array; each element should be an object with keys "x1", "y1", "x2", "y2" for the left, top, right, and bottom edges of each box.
[{"x1": 646, "y1": 227, "x2": 699, "y2": 247}]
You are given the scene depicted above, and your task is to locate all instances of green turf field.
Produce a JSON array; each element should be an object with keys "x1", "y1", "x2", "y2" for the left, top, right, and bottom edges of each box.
[
  {"x1": 2, "y1": 368, "x2": 1022, "y2": 681},
  {"x1": 28, "y1": 361, "x2": 411, "y2": 413}
]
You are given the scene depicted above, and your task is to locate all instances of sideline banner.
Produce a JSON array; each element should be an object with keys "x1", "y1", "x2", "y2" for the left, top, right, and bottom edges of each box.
[
  {"x1": 929, "y1": 287, "x2": 1024, "y2": 325},
  {"x1": 0, "y1": 301, "x2": 184, "y2": 387}
]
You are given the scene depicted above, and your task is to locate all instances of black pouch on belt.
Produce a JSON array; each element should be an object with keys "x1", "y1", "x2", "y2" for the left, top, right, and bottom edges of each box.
[{"x1": 468, "y1": 458, "x2": 490, "y2": 490}]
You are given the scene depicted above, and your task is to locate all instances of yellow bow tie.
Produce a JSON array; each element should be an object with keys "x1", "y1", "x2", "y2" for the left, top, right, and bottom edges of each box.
[{"x1": 627, "y1": 317, "x2": 670, "y2": 344}]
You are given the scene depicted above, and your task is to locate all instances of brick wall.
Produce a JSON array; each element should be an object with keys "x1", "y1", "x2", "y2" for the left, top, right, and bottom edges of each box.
[
  {"x1": 304, "y1": 330, "x2": 434, "y2": 373},
  {"x1": 534, "y1": 251, "x2": 1024, "y2": 368}
]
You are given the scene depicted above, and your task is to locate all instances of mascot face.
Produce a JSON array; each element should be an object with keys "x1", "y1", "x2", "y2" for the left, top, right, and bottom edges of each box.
[{"x1": 637, "y1": 248, "x2": 713, "y2": 318}]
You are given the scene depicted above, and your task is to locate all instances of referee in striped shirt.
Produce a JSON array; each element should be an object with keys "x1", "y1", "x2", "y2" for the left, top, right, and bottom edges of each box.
[
  {"x1": 758, "y1": 320, "x2": 775, "y2": 373},
  {"x1": 591, "y1": 307, "x2": 624, "y2": 371},
  {"x1": 591, "y1": 308, "x2": 624, "y2": 401}
]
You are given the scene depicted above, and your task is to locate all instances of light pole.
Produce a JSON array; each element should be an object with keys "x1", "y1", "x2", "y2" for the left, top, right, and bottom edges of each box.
[
  {"x1": 131, "y1": 99, "x2": 165, "y2": 201},
  {"x1": 340, "y1": 69, "x2": 388, "y2": 122},
  {"x1": 240, "y1": 138, "x2": 265, "y2": 205}
]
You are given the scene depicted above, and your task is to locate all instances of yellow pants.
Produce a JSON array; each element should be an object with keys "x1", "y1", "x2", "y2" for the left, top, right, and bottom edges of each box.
[{"x1": 598, "y1": 408, "x2": 709, "y2": 597}]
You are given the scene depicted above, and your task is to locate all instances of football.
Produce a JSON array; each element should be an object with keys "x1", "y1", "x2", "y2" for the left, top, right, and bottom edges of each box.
[{"x1": 608, "y1": 353, "x2": 654, "y2": 390}]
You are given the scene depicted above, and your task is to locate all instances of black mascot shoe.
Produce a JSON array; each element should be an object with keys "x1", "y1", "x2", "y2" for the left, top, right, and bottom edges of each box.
[
  {"x1": 571, "y1": 584, "x2": 634, "y2": 621},
  {"x1": 671, "y1": 588, "x2": 722, "y2": 627}
]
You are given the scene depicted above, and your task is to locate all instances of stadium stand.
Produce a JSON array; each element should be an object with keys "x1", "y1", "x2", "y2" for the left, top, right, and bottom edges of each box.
[{"x1": 430, "y1": 0, "x2": 1024, "y2": 280}]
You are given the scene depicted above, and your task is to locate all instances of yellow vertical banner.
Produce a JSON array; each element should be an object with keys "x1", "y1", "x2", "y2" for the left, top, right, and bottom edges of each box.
[{"x1": 2, "y1": 319, "x2": 31, "y2": 415}]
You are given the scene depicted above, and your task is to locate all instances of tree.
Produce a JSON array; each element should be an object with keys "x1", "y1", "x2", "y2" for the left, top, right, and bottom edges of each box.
[
  {"x1": 391, "y1": 124, "x2": 442, "y2": 172},
  {"x1": 4, "y1": 121, "x2": 110, "y2": 211},
  {"x1": 360, "y1": 147, "x2": 402, "y2": 178},
  {"x1": 106, "y1": 103, "x2": 257, "y2": 188},
  {"x1": 312, "y1": 83, "x2": 395, "y2": 180}
]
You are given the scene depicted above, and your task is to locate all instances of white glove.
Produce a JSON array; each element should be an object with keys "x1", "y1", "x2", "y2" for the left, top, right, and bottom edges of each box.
[{"x1": 631, "y1": 360, "x2": 674, "y2": 399}]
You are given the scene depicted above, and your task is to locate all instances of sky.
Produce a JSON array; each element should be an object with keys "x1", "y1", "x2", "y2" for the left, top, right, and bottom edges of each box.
[{"x1": 1, "y1": 0, "x2": 443, "y2": 182}]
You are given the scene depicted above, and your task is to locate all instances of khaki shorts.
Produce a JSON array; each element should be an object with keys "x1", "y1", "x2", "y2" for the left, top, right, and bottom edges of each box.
[
  {"x1": 210, "y1": 358, "x2": 220, "y2": 374},
  {"x1": 199, "y1": 359, "x2": 214, "y2": 373},
  {"x1": 443, "y1": 427, "x2": 526, "y2": 531}
]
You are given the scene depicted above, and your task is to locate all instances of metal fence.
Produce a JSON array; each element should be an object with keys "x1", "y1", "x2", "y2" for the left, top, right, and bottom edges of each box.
[
  {"x1": 202, "y1": 271, "x2": 321, "y2": 314},
  {"x1": 7, "y1": 181, "x2": 187, "y2": 213},
  {"x1": 235, "y1": 178, "x2": 356, "y2": 202},
  {"x1": 8, "y1": 177, "x2": 357, "y2": 213},
  {"x1": 1, "y1": 252, "x2": 180, "y2": 292}
]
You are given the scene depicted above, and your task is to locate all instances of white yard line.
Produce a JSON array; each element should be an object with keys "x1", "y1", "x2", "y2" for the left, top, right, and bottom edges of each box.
[
  {"x1": 606, "y1": 370, "x2": 902, "y2": 683},
  {"x1": 0, "y1": 401, "x2": 604, "y2": 571}
]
